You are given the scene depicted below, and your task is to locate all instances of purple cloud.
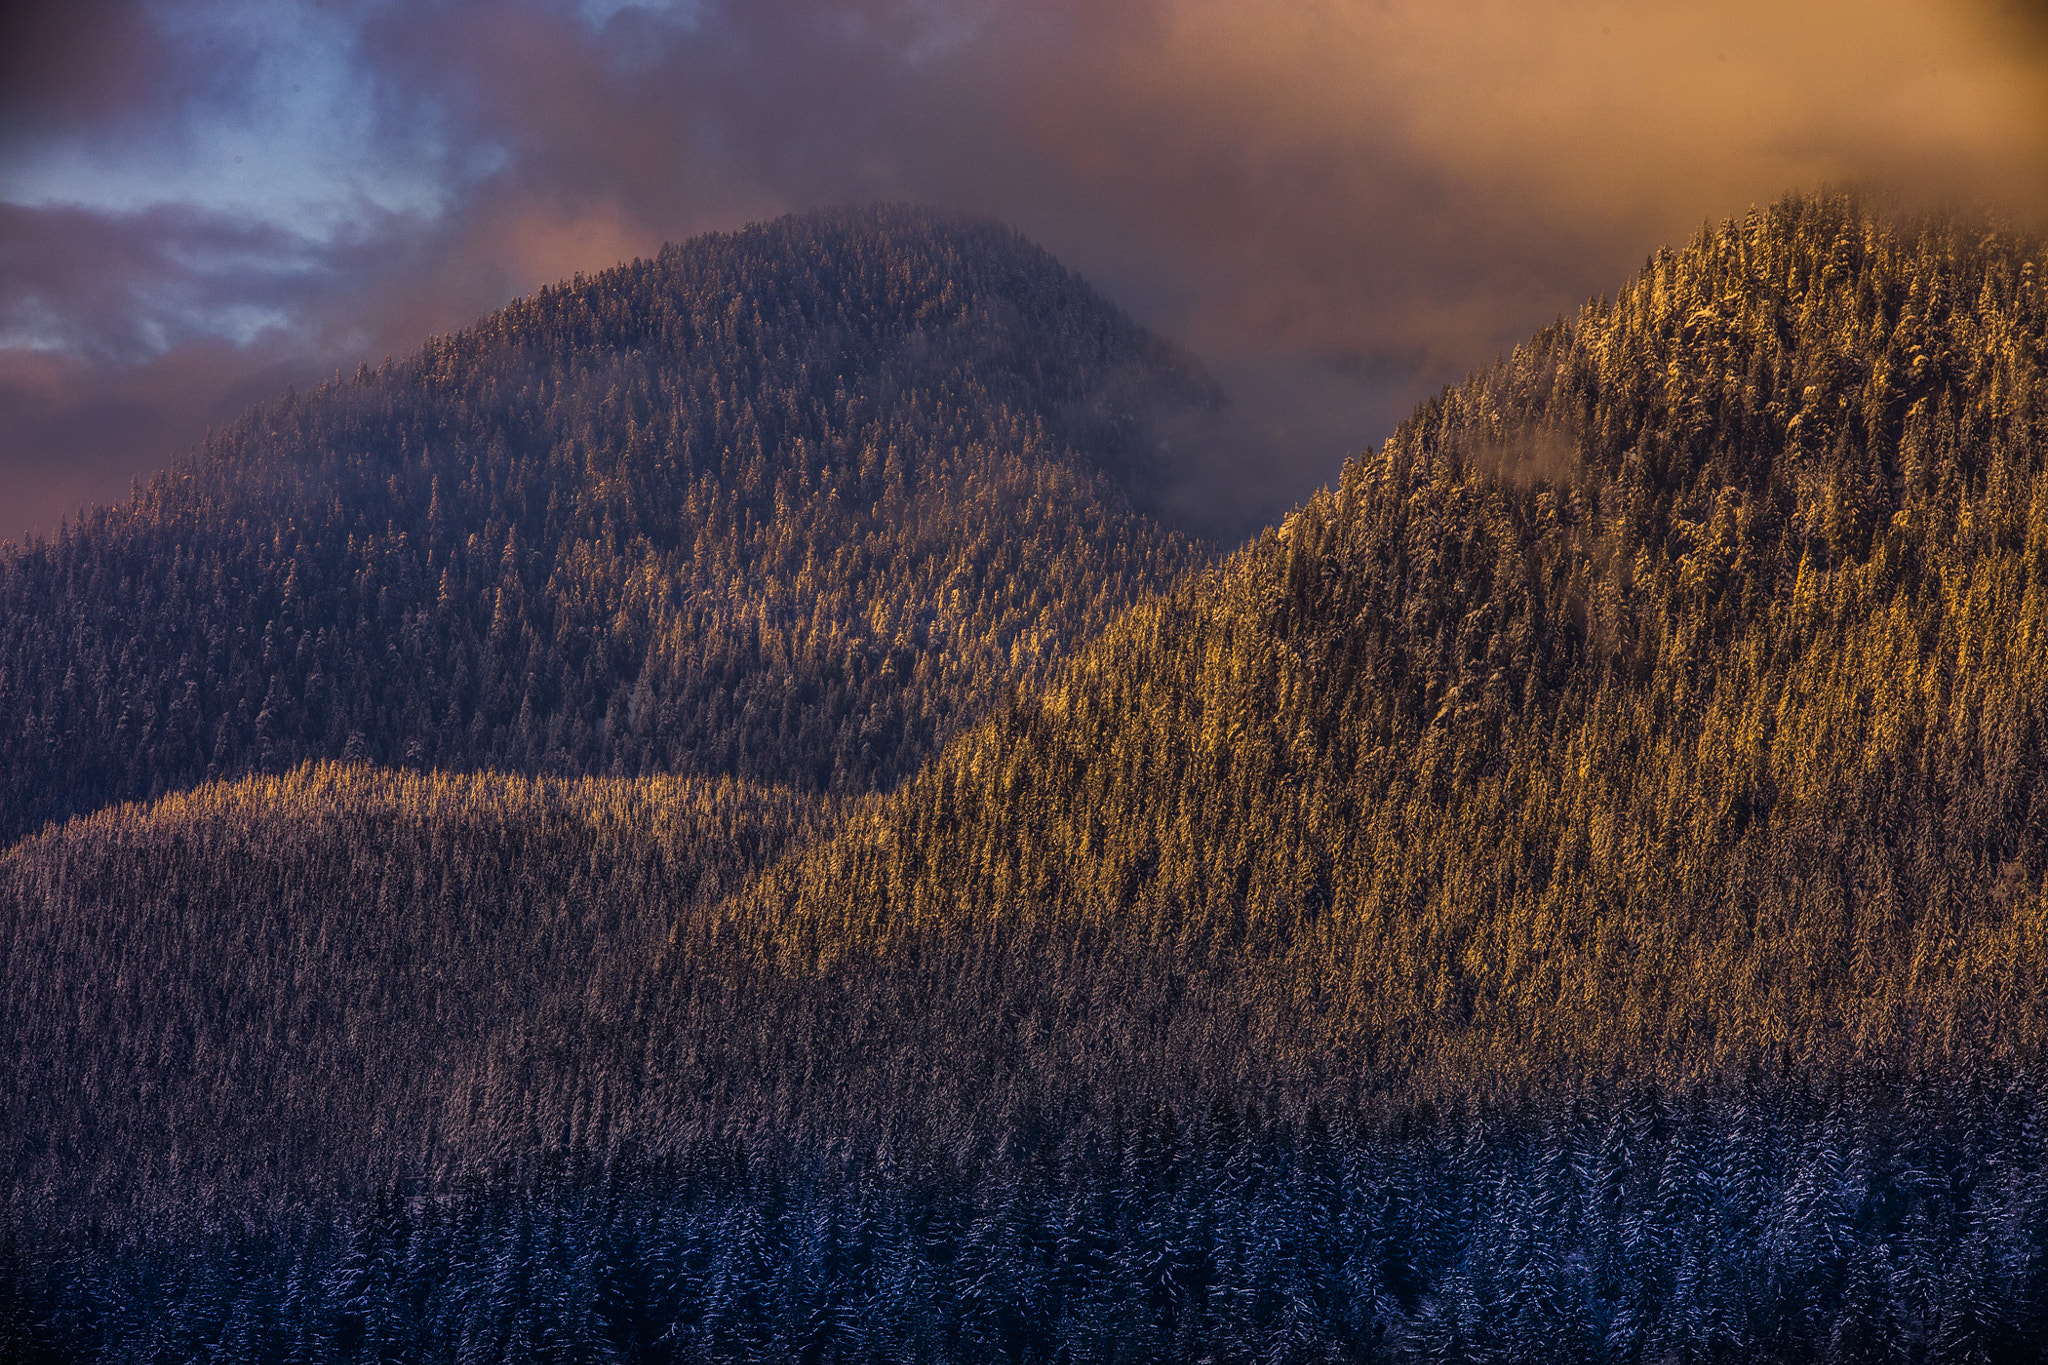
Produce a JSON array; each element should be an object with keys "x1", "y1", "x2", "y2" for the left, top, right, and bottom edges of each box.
[{"x1": 5, "y1": 0, "x2": 2046, "y2": 546}]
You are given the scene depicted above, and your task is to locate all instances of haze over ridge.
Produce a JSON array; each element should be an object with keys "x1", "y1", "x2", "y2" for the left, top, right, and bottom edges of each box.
[{"x1": 7, "y1": 0, "x2": 2048, "y2": 546}]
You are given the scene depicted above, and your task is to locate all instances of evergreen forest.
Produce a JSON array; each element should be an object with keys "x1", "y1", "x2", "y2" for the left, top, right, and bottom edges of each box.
[
  {"x1": 6, "y1": 194, "x2": 2048, "y2": 1362},
  {"x1": 0, "y1": 205, "x2": 1210, "y2": 843}
]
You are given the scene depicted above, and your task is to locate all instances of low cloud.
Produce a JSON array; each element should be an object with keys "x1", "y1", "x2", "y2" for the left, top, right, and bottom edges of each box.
[{"x1": 5, "y1": 0, "x2": 2047, "y2": 545}]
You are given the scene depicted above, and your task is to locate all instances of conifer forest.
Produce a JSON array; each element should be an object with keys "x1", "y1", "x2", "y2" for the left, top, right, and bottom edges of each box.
[{"x1": 8, "y1": 195, "x2": 2048, "y2": 1361}]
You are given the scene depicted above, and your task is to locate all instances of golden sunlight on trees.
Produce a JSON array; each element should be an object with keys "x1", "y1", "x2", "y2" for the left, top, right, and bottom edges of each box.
[{"x1": 10, "y1": 194, "x2": 2048, "y2": 1361}]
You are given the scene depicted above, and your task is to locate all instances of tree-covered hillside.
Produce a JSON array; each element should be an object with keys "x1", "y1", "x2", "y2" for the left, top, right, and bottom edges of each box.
[
  {"x1": 11, "y1": 193, "x2": 2048, "y2": 1361},
  {"x1": 0, "y1": 206, "x2": 1212, "y2": 844},
  {"x1": 734, "y1": 192, "x2": 2048, "y2": 1102},
  {"x1": 0, "y1": 763, "x2": 832, "y2": 1225}
]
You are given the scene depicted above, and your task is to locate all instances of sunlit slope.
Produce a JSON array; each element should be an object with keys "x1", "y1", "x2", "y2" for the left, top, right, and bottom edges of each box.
[
  {"x1": 14, "y1": 192, "x2": 2048, "y2": 1365},
  {"x1": 722, "y1": 193, "x2": 2048, "y2": 1100},
  {"x1": 0, "y1": 763, "x2": 831, "y2": 1220},
  {"x1": 0, "y1": 206, "x2": 1213, "y2": 843},
  {"x1": 12, "y1": 192, "x2": 2048, "y2": 1232}
]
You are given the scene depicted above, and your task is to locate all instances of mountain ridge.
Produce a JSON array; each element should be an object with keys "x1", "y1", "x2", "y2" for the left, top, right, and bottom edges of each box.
[
  {"x1": 0, "y1": 204, "x2": 1215, "y2": 844},
  {"x1": 10, "y1": 191, "x2": 2048, "y2": 1362},
  {"x1": 708, "y1": 191, "x2": 2048, "y2": 1103}
]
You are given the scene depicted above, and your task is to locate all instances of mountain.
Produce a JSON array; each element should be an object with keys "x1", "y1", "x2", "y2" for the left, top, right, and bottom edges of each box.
[
  {"x1": 0, "y1": 205, "x2": 1212, "y2": 845},
  {"x1": 727, "y1": 190, "x2": 2048, "y2": 1105},
  {"x1": 9, "y1": 193, "x2": 2048, "y2": 1362},
  {"x1": 1, "y1": 763, "x2": 830, "y2": 1220}
]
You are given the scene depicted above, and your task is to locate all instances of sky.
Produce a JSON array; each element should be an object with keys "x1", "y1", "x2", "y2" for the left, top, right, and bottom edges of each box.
[{"x1": 4, "y1": 0, "x2": 2048, "y2": 546}]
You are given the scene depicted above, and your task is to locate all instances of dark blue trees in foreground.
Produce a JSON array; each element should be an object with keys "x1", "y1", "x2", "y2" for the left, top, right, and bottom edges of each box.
[{"x1": 9, "y1": 1074, "x2": 2045, "y2": 1363}]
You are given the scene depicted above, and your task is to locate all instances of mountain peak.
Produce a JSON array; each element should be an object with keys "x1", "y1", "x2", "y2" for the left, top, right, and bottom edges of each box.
[{"x1": 0, "y1": 208, "x2": 1217, "y2": 841}]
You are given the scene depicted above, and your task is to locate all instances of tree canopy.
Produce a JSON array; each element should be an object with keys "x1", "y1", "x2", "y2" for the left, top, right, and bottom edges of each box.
[{"x1": 8, "y1": 193, "x2": 2048, "y2": 1363}]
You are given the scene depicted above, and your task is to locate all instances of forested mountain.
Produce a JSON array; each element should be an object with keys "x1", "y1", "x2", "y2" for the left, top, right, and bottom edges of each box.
[
  {"x1": 1, "y1": 763, "x2": 834, "y2": 1222},
  {"x1": 0, "y1": 205, "x2": 1212, "y2": 844},
  {"x1": 731, "y1": 191, "x2": 2048, "y2": 1102},
  {"x1": 11, "y1": 192, "x2": 2048, "y2": 1361}
]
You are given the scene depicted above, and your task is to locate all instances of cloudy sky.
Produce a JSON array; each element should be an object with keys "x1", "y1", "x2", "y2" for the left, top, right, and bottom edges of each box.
[{"x1": 4, "y1": 0, "x2": 2047, "y2": 544}]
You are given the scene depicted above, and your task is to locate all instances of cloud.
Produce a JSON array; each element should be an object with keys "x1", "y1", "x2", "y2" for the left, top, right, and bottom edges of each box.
[
  {"x1": 0, "y1": 0, "x2": 179, "y2": 135},
  {"x1": 0, "y1": 341, "x2": 307, "y2": 547},
  {"x1": 4, "y1": 0, "x2": 2047, "y2": 546}
]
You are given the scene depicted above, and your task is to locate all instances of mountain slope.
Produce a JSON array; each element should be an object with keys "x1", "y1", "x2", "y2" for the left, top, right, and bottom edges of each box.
[
  {"x1": 718, "y1": 191, "x2": 2048, "y2": 1104},
  {"x1": 1, "y1": 764, "x2": 830, "y2": 1221},
  {"x1": 0, "y1": 206, "x2": 1213, "y2": 844},
  {"x1": 13, "y1": 192, "x2": 2048, "y2": 1362},
  {"x1": 20, "y1": 192, "x2": 2048, "y2": 1215}
]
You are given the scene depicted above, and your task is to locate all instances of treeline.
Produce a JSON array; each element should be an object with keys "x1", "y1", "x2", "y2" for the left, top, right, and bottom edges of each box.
[
  {"x1": 7, "y1": 1074, "x2": 2044, "y2": 1363},
  {"x1": 0, "y1": 206, "x2": 1211, "y2": 844}
]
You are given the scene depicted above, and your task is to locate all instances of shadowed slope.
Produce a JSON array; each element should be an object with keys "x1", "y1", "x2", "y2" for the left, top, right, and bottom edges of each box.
[
  {"x1": 0, "y1": 206, "x2": 1215, "y2": 843},
  {"x1": 0, "y1": 762, "x2": 834, "y2": 1223}
]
